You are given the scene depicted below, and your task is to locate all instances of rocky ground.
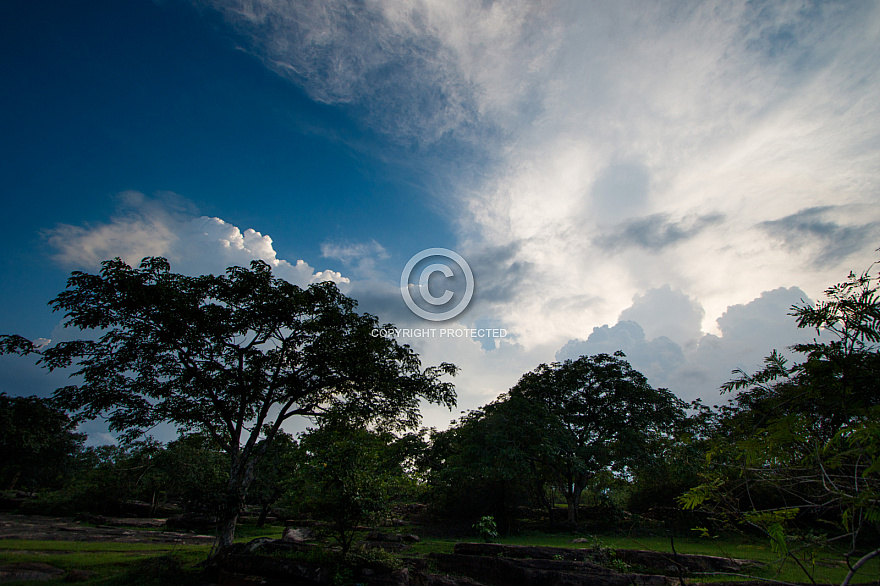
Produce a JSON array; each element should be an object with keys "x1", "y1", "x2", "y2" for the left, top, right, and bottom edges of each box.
[
  {"x1": 0, "y1": 512, "x2": 215, "y2": 544},
  {"x1": 0, "y1": 513, "x2": 215, "y2": 583}
]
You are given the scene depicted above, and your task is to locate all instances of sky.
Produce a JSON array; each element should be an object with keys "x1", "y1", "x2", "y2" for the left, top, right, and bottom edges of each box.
[{"x1": 2, "y1": 0, "x2": 879, "y2": 443}]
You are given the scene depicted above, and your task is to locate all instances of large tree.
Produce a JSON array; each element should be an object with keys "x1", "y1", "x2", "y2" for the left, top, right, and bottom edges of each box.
[
  {"x1": 503, "y1": 352, "x2": 686, "y2": 524},
  {"x1": 0, "y1": 257, "x2": 456, "y2": 548}
]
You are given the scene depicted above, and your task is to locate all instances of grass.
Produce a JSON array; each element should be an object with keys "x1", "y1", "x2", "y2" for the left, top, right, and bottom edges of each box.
[{"x1": 0, "y1": 540, "x2": 211, "y2": 584}]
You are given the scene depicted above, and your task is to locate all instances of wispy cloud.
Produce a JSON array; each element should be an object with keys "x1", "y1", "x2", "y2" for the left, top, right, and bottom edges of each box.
[{"x1": 197, "y1": 0, "x2": 550, "y2": 146}]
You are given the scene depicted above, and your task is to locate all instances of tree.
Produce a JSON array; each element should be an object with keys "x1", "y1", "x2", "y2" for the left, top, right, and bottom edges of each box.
[
  {"x1": 292, "y1": 420, "x2": 415, "y2": 554},
  {"x1": 680, "y1": 262, "x2": 880, "y2": 584},
  {"x1": 424, "y1": 404, "x2": 546, "y2": 532},
  {"x1": 0, "y1": 257, "x2": 456, "y2": 548},
  {"x1": 0, "y1": 393, "x2": 85, "y2": 491},
  {"x1": 503, "y1": 352, "x2": 686, "y2": 525}
]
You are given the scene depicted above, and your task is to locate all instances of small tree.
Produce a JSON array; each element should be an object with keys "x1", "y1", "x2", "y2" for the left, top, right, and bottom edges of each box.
[
  {"x1": 1, "y1": 257, "x2": 456, "y2": 548},
  {"x1": 294, "y1": 422, "x2": 408, "y2": 554}
]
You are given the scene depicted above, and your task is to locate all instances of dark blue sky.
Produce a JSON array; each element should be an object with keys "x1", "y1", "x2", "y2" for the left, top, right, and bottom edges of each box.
[{"x1": 1, "y1": 0, "x2": 456, "y2": 334}]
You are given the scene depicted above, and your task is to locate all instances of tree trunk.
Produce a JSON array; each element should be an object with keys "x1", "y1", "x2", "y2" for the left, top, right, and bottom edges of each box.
[
  {"x1": 562, "y1": 474, "x2": 588, "y2": 526},
  {"x1": 564, "y1": 491, "x2": 580, "y2": 525},
  {"x1": 256, "y1": 501, "x2": 271, "y2": 528},
  {"x1": 536, "y1": 483, "x2": 554, "y2": 529},
  {"x1": 215, "y1": 452, "x2": 258, "y2": 551},
  {"x1": 216, "y1": 505, "x2": 238, "y2": 550}
]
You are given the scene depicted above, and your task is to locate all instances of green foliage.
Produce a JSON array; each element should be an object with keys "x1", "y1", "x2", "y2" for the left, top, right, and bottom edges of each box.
[
  {"x1": 423, "y1": 406, "x2": 537, "y2": 529},
  {"x1": 473, "y1": 515, "x2": 499, "y2": 542},
  {"x1": 343, "y1": 545, "x2": 403, "y2": 572},
  {"x1": 287, "y1": 420, "x2": 416, "y2": 554},
  {"x1": 683, "y1": 258, "x2": 880, "y2": 583}
]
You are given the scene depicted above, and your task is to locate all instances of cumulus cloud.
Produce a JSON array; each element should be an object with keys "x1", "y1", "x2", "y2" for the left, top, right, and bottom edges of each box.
[
  {"x1": 619, "y1": 286, "x2": 705, "y2": 347},
  {"x1": 44, "y1": 191, "x2": 349, "y2": 288},
  {"x1": 557, "y1": 286, "x2": 814, "y2": 405}
]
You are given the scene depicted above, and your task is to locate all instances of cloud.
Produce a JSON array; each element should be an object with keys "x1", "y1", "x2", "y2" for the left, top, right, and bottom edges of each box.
[
  {"x1": 557, "y1": 286, "x2": 814, "y2": 405},
  {"x1": 44, "y1": 191, "x2": 349, "y2": 288},
  {"x1": 557, "y1": 321, "x2": 686, "y2": 389},
  {"x1": 322, "y1": 240, "x2": 389, "y2": 264},
  {"x1": 146, "y1": 1, "x2": 880, "y2": 425},
  {"x1": 190, "y1": 1, "x2": 880, "y2": 356},
  {"x1": 760, "y1": 206, "x2": 880, "y2": 267},
  {"x1": 619, "y1": 286, "x2": 705, "y2": 347},
  {"x1": 596, "y1": 213, "x2": 726, "y2": 252},
  {"x1": 195, "y1": 0, "x2": 550, "y2": 146}
]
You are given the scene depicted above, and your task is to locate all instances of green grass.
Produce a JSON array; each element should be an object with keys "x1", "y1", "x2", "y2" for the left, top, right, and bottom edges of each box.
[
  {"x1": 0, "y1": 539, "x2": 211, "y2": 584},
  {"x1": 232, "y1": 522, "x2": 285, "y2": 541}
]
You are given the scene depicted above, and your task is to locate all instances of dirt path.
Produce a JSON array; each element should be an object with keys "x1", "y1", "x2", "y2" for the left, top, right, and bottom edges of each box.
[{"x1": 0, "y1": 513, "x2": 215, "y2": 545}]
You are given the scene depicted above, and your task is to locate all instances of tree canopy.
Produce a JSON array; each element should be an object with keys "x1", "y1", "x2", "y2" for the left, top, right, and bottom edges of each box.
[{"x1": 0, "y1": 256, "x2": 457, "y2": 547}]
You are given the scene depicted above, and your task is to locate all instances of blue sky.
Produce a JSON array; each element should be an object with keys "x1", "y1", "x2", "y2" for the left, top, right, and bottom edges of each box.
[{"x1": 2, "y1": 0, "x2": 880, "y2": 441}]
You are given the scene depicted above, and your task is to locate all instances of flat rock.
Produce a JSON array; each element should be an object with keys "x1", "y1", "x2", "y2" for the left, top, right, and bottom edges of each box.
[
  {"x1": 282, "y1": 526, "x2": 317, "y2": 542},
  {"x1": 432, "y1": 553, "x2": 668, "y2": 586},
  {"x1": 365, "y1": 531, "x2": 420, "y2": 543},
  {"x1": 0, "y1": 561, "x2": 66, "y2": 582}
]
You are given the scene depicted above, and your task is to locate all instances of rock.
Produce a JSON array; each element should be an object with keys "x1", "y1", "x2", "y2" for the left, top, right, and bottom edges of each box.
[
  {"x1": 422, "y1": 575, "x2": 484, "y2": 586},
  {"x1": 282, "y1": 526, "x2": 317, "y2": 542},
  {"x1": 74, "y1": 513, "x2": 109, "y2": 525},
  {"x1": 0, "y1": 561, "x2": 66, "y2": 582},
  {"x1": 452, "y1": 543, "x2": 759, "y2": 576},
  {"x1": 431, "y1": 553, "x2": 669, "y2": 586},
  {"x1": 354, "y1": 567, "x2": 410, "y2": 586},
  {"x1": 219, "y1": 554, "x2": 333, "y2": 584},
  {"x1": 165, "y1": 513, "x2": 218, "y2": 532},
  {"x1": 613, "y1": 549, "x2": 758, "y2": 573},
  {"x1": 453, "y1": 543, "x2": 600, "y2": 562},
  {"x1": 365, "y1": 531, "x2": 420, "y2": 543}
]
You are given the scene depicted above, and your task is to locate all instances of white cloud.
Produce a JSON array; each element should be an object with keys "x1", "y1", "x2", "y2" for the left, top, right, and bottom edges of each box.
[
  {"x1": 558, "y1": 286, "x2": 815, "y2": 405},
  {"x1": 44, "y1": 191, "x2": 349, "y2": 288}
]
